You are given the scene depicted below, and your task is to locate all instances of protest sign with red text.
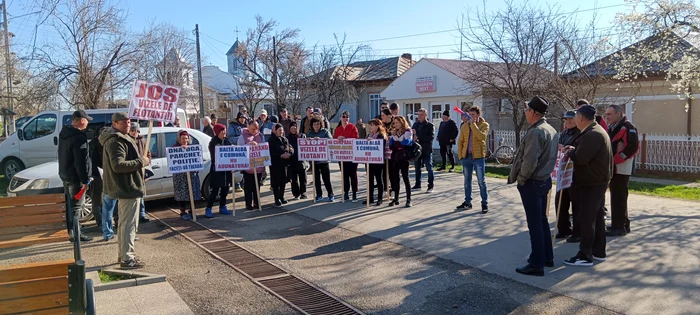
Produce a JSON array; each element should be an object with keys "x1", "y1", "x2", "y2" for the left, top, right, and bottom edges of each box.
[
  {"x1": 129, "y1": 80, "x2": 181, "y2": 123},
  {"x1": 298, "y1": 138, "x2": 329, "y2": 161}
]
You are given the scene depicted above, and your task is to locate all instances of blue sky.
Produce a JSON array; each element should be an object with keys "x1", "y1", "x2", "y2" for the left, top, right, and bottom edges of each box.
[{"x1": 7, "y1": 0, "x2": 665, "y2": 71}]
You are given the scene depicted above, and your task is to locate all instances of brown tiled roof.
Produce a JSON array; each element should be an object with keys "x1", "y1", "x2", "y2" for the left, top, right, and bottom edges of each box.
[
  {"x1": 424, "y1": 58, "x2": 551, "y2": 88},
  {"x1": 424, "y1": 58, "x2": 479, "y2": 76},
  {"x1": 330, "y1": 55, "x2": 415, "y2": 82},
  {"x1": 565, "y1": 30, "x2": 700, "y2": 78}
]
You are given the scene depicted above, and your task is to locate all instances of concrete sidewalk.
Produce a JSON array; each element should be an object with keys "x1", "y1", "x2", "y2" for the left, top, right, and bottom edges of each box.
[
  {"x1": 273, "y1": 165, "x2": 700, "y2": 315},
  {"x1": 95, "y1": 281, "x2": 194, "y2": 315}
]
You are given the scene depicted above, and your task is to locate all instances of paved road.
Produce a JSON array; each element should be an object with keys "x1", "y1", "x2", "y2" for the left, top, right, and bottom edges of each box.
[{"x1": 274, "y1": 165, "x2": 699, "y2": 315}]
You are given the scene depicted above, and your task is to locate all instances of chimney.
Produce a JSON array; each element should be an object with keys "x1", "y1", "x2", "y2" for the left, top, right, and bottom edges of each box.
[{"x1": 401, "y1": 53, "x2": 412, "y2": 61}]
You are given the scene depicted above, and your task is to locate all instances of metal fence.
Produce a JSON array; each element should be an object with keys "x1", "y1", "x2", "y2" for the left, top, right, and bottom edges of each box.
[{"x1": 490, "y1": 129, "x2": 700, "y2": 174}]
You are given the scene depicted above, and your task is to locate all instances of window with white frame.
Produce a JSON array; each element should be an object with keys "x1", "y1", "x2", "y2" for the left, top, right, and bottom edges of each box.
[{"x1": 369, "y1": 94, "x2": 383, "y2": 118}]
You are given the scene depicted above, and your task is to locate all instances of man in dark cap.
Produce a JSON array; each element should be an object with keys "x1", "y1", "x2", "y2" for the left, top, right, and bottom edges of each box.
[
  {"x1": 100, "y1": 112, "x2": 150, "y2": 269},
  {"x1": 576, "y1": 99, "x2": 608, "y2": 131},
  {"x1": 437, "y1": 109, "x2": 458, "y2": 171},
  {"x1": 562, "y1": 105, "x2": 612, "y2": 267},
  {"x1": 508, "y1": 96, "x2": 559, "y2": 276},
  {"x1": 58, "y1": 110, "x2": 94, "y2": 242},
  {"x1": 556, "y1": 110, "x2": 582, "y2": 243}
]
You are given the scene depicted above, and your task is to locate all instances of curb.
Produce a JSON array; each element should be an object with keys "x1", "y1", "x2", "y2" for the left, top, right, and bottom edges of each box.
[{"x1": 93, "y1": 269, "x2": 166, "y2": 292}]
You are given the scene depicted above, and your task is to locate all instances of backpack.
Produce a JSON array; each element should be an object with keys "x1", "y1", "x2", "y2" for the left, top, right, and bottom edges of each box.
[{"x1": 409, "y1": 142, "x2": 422, "y2": 162}]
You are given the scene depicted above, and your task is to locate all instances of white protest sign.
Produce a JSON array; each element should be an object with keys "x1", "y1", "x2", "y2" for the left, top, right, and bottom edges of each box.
[
  {"x1": 353, "y1": 139, "x2": 384, "y2": 164},
  {"x1": 298, "y1": 138, "x2": 329, "y2": 161},
  {"x1": 551, "y1": 151, "x2": 573, "y2": 191},
  {"x1": 129, "y1": 80, "x2": 181, "y2": 123},
  {"x1": 328, "y1": 139, "x2": 354, "y2": 162},
  {"x1": 166, "y1": 145, "x2": 204, "y2": 174},
  {"x1": 250, "y1": 143, "x2": 272, "y2": 168},
  {"x1": 215, "y1": 146, "x2": 250, "y2": 171}
]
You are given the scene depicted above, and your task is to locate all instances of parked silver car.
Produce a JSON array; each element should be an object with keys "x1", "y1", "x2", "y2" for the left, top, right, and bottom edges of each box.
[{"x1": 7, "y1": 127, "x2": 242, "y2": 221}]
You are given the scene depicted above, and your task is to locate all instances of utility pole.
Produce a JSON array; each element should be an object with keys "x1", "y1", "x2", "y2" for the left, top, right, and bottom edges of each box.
[
  {"x1": 2, "y1": 0, "x2": 14, "y2": 136},
  {"x1": 195, "y1": 24, "x2": 205, "y2": 118}
]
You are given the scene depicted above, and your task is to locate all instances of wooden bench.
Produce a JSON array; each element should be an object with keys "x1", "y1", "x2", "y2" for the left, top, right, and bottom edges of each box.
[
  {"x1": 0, "y1": 194, "x2": 69, "y2": 249},
  {"x1": 0, "y1": 193, "x2": 95, "y2": 315}
]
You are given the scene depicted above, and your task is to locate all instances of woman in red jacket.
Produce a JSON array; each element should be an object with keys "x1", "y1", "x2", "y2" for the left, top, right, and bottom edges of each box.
[{"x1": 333, "y1": 110, "x2": 359, "y2": 202}]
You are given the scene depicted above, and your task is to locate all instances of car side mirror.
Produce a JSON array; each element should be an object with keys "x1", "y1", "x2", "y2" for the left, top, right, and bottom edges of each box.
[{"x1": 17, "y1": 129, "x2": 24, "y2": 140}]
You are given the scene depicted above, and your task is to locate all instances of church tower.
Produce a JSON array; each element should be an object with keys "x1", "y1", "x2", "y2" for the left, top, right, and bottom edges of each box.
[{"x1": 226, "y1": 39, "x2": 243, "y2": 77}]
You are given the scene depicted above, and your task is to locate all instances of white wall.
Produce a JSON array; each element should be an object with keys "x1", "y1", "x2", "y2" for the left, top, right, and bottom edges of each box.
[{"x1": 381, "y1": 59, "x2": 474, "y2": 101}]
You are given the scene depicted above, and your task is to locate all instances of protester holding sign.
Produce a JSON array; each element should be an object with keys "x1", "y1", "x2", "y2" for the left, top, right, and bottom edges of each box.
[
  {"x1": 334, "y1": 111, "x2": 360, "y2": 202},
  {"x1": 128, "y1": 123, "x2": 151, "y2": 224},
  {"x1": 171, "y1": 130, "x2": 202, "y2": 220},
  {"x1": 287, "y1": 121, "x2": 308, "y2": 200},
  {"x1": 556, "y1": 110, "x2": 581, "y2": 242},
  {"x1": 308, "y1": 117, "x2": 335, "y2": 202},
  {"x1": 237, "y1": 121, "x2": 265, "y2": 210},
  {"x1": 269, "y1": 124, "x2": 294, "y2": 206},
  {"x1": 563, "y1": 105, "x2": 612, "y2": 267},
  {"x1": 364, "y1": 119, "x2": 387, "y2": 206},
  {"x1": 389, "y1": 116, "x2": 413, "y2": 208},
  {"x1": 206, "y1": 124, "x2": 234, "y2": 217},
  {"x1": 100, "y1": 112, "x2": 150, "y2": 270}
]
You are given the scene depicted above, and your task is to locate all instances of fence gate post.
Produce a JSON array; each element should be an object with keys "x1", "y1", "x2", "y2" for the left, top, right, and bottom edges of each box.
[
  {"x1": 641, "y1": 133, "x2": 647, "y2": 170},
  {"x1": 68, "y1": 260, "x2": 87, "y2": 315}
]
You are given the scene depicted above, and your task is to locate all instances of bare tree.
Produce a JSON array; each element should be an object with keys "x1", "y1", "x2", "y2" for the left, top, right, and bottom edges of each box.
[
  {"x1": 305, "y1": 34, "x2": 367, "y2": 120},
  {"x1": 458, "y1": 0, "x2": 599, "y2": 144},
  {"x1": 135, "y1": 22, "x2": 198, "y2": 114},
  {"x1": 35, "y1": 0, "x2": 142, "y2": 109},
  {"x1": 234, "y1": 15, "x2": 307, "y2": 114},
  {"x1": 233, "y1": 79, "x2": 271, "y2": 117}
]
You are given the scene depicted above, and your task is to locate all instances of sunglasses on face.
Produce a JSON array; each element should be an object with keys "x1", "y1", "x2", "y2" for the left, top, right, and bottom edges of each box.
[{"x1": 342, "y1": 116, "x2": 349, "y2": 119}]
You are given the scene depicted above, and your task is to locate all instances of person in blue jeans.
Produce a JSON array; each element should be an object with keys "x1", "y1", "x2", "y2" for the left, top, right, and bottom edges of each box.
[
  {"x1": 411, "y1": 108, "x2": 435, "y2": 192},
  {"x1": 507, "y1": 96, "x2": 559, "y2": 277},
  {"x1": 455, "y1": 106, "x2": 490, "y2": 213},
  {"x1": 102, "y1": 194, "x2": 117, "y2": 241}
]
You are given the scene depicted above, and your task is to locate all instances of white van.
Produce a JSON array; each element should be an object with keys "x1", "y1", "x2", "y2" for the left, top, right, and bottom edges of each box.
[{"x1": 0, "y1": 108, "x2": 188, "y2": 178}]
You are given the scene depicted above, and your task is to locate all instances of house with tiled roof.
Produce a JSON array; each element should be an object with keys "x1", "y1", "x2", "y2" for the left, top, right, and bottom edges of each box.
[
  {"x1": 316, "y1": 53, "x2": 415, "y2": 123},
  {"x1": 381, "y1": 58, "x2": 520, "y2": 149},
  {"x1": 566, "y1": 30, "x2": 700, "y2": 135}
]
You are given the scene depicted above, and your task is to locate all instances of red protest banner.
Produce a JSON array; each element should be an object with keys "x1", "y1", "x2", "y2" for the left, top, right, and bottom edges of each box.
[{"x1": 129, "y1": 80, "x2": 181, "y2": 123}]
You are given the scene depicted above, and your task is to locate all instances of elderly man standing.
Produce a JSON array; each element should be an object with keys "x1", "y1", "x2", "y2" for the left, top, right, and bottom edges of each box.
[
  {"x1": 201, "y1": 116, "x2": 215, "y2": 137},
  {"x1": 509, "y1": 96, "x2": 559, "y2": 276},
  {"x1": 556, "y1": 110, "x2": 582, "y2": 243},
  {"x1": 100, "y1": 112, "x2": 150, "y2": 269},
  {"x1": 604, "y1": 104, "x2": 639, "y2": 236},
  {"x1": 563, "y1": 105, "x2": 612, "y2": 266}
]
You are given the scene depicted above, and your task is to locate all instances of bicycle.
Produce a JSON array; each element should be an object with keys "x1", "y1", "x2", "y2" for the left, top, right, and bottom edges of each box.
[{"x1": 487, "y1": 137, "x2": 516, "y2": 164}]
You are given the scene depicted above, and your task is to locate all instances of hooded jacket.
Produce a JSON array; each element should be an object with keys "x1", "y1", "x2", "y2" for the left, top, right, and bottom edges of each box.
[
  {"x1": 227, "y1": 120, "x2": 245, "y2": 143},
  {"x1": 607, "y1": 116, "x2": 639, "y2": 175},
  {"x1": 58, "y1": 125, "x2": 90, "y2": 185},
  {"x1": 99, "y1": 128, "x2": 148, "y2": 199}
]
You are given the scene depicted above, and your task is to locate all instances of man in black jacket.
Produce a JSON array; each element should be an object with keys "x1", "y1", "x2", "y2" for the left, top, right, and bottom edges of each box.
[
  {"x1": 89, "y1": 127, "x2": 106, "y2": 228},
  {"x1": 58, "y1": 110, "x2": 93, "y2": 242},
  {"x1": 555, "y1": 110, "x2": 581, "y2": 243},
  {"x1": 563, "y1": 105, "x2": 612, "y2": 267},
  {"x1": 436, "y1": 110, "x2": 458, "y2": 171},
  {"x1": 411, "y1": 108, "x2": 435, "y2": 192}
]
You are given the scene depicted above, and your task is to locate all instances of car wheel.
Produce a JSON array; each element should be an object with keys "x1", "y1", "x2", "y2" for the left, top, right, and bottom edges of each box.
[
  {"x1": 79, "y1": 193, "x2": 95, "y2": 222},
  {"x1": 202, "y1": 175, "x2": 211, "y2": 201},
  {"x1": 2, "y1": 158, "x2": 24, "y2": 179}
]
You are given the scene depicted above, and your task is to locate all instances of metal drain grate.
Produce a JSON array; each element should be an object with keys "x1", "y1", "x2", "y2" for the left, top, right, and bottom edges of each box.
[
  {"x1": 149, "y1": 208, "x2": 364, "y2": 315},
  {"x1": 260, "y1": 275, "x2": 362, "y2": 315}
]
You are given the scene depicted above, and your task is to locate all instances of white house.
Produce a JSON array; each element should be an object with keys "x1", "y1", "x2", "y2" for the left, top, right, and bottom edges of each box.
[{"x1": 381, "y1": 58, "x2": 515, "y2": 149}]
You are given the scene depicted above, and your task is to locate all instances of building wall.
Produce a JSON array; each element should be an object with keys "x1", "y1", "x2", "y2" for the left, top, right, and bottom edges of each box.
[
  {"x1": 357, "y1": 85, "x2": 391, "y2": 122},
  {"x1": 692, "y1": 101, "x2": 700, "y2": 135},
  {"x1": 631, "y1": 99, "x2": 688, "y2": 134}
]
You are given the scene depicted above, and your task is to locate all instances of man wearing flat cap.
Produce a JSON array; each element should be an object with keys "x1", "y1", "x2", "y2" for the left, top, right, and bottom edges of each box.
[
  {"x1": 508, "y1": 96, "x2": 559, "y2": 276},
  {"x1": 100, "y1": 112, "x2": 150, "y2": 269},
  {"x1": 562, "y1": 105, "x2": 612, "y2": 267},
  {"x1": 556, "y1": 110, "x2": 582, "y2": 243},
  {"x1": 58, "y1": 110, "x2": 94, "y2": 242}
]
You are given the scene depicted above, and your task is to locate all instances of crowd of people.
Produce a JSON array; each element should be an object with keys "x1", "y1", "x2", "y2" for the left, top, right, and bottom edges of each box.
[{"x1": 56, "y1": 96, "x2": 638, "y2": 271}]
